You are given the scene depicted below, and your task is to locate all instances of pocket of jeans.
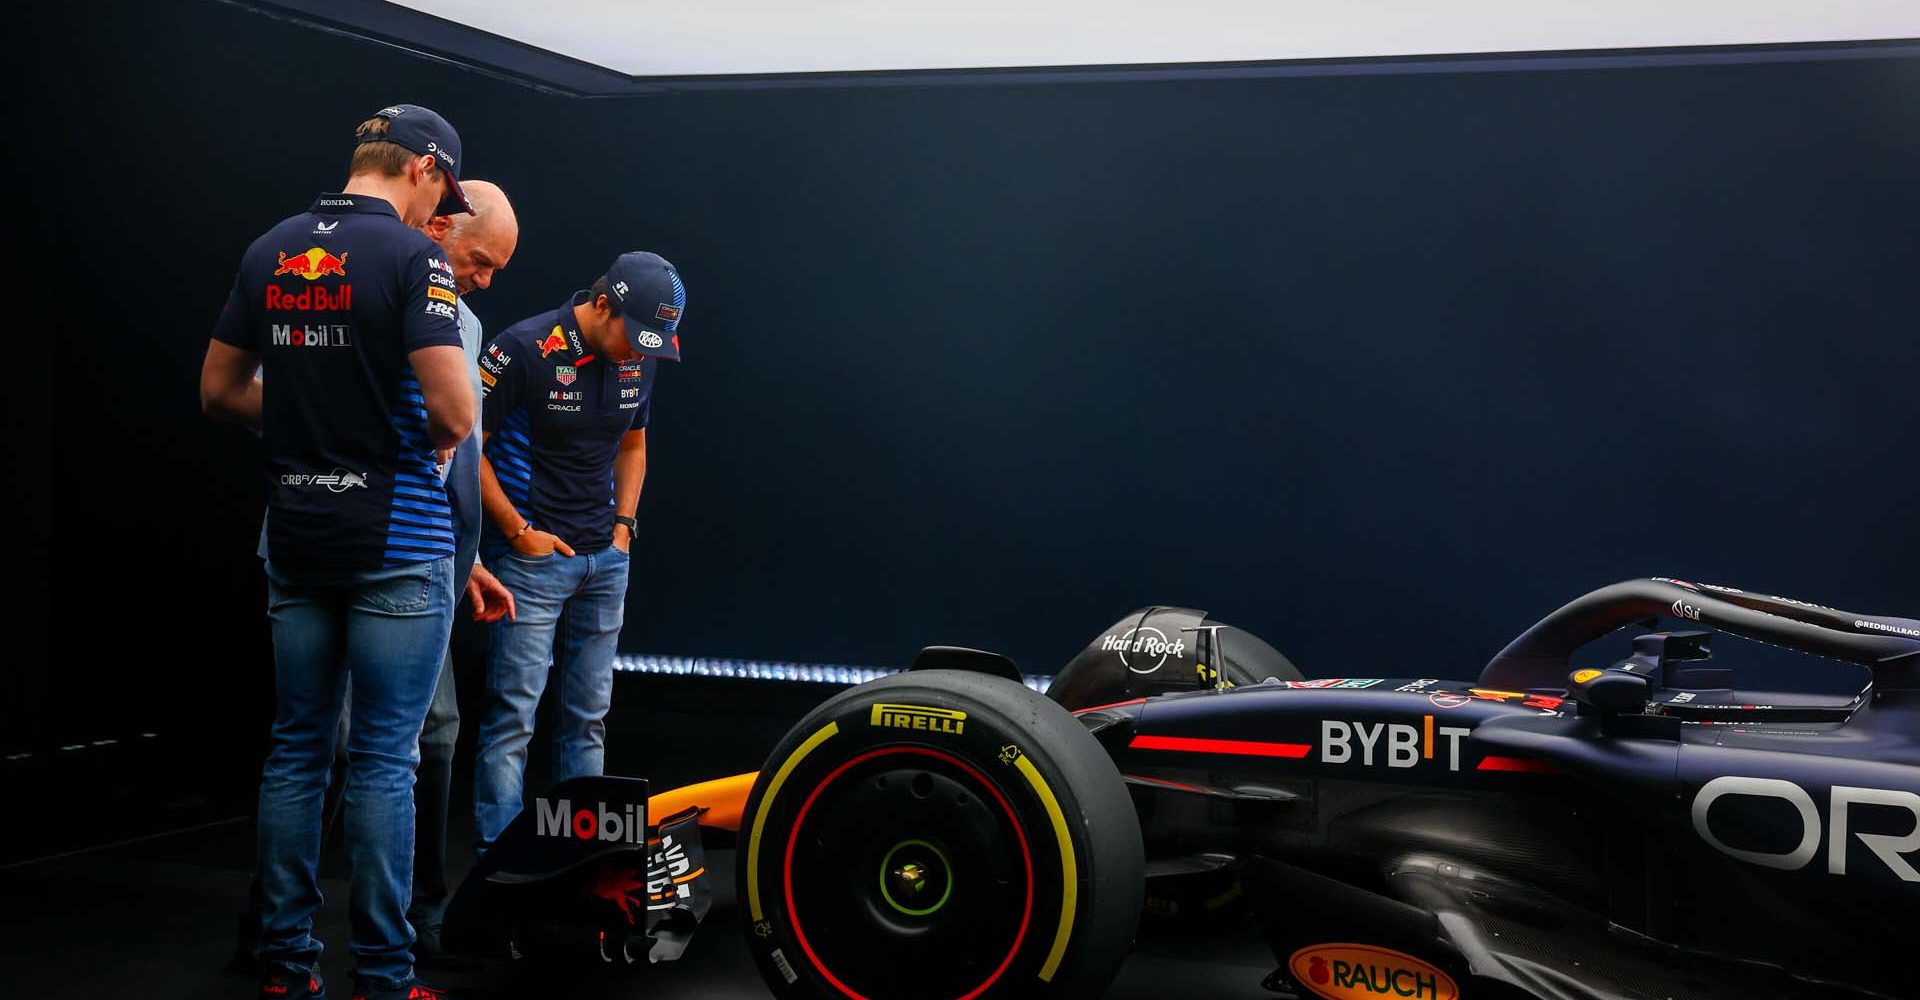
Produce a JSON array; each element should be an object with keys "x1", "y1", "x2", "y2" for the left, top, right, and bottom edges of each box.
[
  {"x1": 362, "y1": 561, "x2": 436, "y2": 613},
  {"x1": 506, "y1": 548, "x2": 556, "y2": 563}
]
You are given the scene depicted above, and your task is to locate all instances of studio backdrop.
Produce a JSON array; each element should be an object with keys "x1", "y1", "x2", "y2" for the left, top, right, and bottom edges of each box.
[{"x1": 13, "y1": 1, "x2": 1918, "y2": 754}]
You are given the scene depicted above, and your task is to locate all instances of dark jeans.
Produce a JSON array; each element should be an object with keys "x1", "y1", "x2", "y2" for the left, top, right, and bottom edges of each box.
[
  {"x1": 239, "y1": 611, "x2": 464, "y2": 962},
  {"x1": 256, "y1": 557, "x2": 453, "y2": 988}
]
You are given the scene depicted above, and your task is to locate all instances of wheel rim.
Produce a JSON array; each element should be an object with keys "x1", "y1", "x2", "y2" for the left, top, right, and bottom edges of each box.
[{"x1": 783, "y1": 746, "x2": 1035, "y2": 1000}]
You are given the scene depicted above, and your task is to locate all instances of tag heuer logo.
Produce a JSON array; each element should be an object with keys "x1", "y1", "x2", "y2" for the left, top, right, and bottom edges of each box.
[{"x1": 555, "y1": 366, "x2": 577, "y2": 386}]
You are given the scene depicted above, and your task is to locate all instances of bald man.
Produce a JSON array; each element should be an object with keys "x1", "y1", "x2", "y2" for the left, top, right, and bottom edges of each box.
[{"x1": 409, "y1": 179, "x2": 520, "y2": 960}]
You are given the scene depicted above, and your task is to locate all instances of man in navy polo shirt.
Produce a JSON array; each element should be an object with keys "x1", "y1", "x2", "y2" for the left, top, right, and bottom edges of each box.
[
  {"x1": 229, "y1": 179, "x2": 521, "y2": 975},
  {"x1": 471, "y1": 251, "x2": 686, "y2": 848},
  {"x1": 201, "y1": 104, "x2": 477, "y2": 1000}
]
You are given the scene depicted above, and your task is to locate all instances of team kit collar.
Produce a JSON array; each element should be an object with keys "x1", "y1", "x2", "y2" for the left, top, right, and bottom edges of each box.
[{"x1": 307, "y1": 192, "x2": 401, "y2": 219}]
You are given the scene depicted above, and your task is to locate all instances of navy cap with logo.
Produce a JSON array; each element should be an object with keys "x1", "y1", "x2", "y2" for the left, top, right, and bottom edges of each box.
[
  {"x1": 359, "y1": 104, "x2": 473, "y2": 216},
  {"x1": 603, "y1": 251, "x2": 686, "y2": 361}
]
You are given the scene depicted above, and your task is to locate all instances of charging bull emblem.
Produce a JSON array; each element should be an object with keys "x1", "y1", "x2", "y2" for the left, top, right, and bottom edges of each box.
[{"x1": 274, "y1": 248, "x2": 349, "y2": 281}]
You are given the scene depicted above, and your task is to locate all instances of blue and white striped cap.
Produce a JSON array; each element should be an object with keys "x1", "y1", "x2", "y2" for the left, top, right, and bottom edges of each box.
[{"x1": 603, "y1": 251, "x2": 686, "y2": 361}]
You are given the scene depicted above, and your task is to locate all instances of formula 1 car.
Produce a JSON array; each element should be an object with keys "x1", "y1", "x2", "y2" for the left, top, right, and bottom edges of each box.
[{"x1": 705, "y1": 578, "x2": 1919, "y2": 1000}]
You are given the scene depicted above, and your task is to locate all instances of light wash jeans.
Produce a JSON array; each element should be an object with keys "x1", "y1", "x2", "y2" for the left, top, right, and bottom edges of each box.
[{"x1": 472, "y1": 546, "x2": 629, "y2": 847}]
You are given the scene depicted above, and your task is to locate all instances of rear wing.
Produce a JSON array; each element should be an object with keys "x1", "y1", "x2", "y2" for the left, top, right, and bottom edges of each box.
[{"x1": 1480, "y1": 578, "x2": 1920, "y2": 692}]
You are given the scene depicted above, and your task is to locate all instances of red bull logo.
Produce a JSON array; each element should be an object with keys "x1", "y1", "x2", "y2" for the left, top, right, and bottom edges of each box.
[
  {"x1": 538, "y1": 326, "x2": 569, "y2": 358},
  {"x1": 265, "y1": 284, "x2": 351, "y2": 311},
  {"x1": 273, "y1": 247, "x2": 349, "y2": 281}
]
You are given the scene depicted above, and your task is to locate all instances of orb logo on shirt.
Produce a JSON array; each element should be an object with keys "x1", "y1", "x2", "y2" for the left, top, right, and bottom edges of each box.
[
  {"x1": 279, "y1": 469, "x2": 368, "y2": 492},
  {"x1": 273, "y1": 248, "x2": 348, "y2": 280}
]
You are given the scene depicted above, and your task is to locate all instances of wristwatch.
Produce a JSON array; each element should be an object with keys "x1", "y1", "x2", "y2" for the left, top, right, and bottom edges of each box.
[{"x1": 615, "y1": 515, "x2": 638, "y2": 538}]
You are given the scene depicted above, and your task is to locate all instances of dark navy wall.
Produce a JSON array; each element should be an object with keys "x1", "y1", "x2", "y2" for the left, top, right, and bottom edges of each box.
[{"x1": 15, "y1": 2, "x2": 1918, "y2": 748}]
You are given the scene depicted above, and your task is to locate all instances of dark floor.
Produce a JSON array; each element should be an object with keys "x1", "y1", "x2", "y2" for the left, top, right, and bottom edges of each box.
[{"x1": 1, "y1": 673, "x2": 1278, "y2": 999}]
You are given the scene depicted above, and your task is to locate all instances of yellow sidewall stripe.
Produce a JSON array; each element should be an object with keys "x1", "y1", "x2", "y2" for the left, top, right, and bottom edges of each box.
[
  {"x1": 747, "y1": 721, "x2": 840, "y2": 921},
  {"x1": 1013, "y1": 753, "x2": 1077, "y2": 982}
]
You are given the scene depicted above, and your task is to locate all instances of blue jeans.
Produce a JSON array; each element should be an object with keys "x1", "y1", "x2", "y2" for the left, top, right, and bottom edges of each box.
[
  {"x1": 257, "y1": 557, "x2": 454, "y2": 988},
  {"x1": 473, "y1": 546, "x2": 629, "y2": 847}
]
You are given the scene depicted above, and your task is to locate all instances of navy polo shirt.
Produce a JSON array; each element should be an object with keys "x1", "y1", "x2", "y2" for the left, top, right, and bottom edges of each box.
[
  {"x1": 213, "y1": 192, "x2": 467, "y2": 572},
  {"x1": 479, "y1": 291, "x2": 656, "y2": 558}
]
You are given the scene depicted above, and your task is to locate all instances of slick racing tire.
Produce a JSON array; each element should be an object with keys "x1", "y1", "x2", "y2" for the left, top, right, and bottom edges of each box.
[{"x1": 738, "y1": 669, "x2": 1145, "y2": 1000}]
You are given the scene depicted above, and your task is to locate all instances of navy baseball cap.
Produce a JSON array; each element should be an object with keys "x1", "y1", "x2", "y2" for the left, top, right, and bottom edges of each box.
[
  {"x1": 359, "y1": 104, "x2": 473, "y2": 216},
  {"x1": 603, "y1": 251, "x2": 686, "y2": 361}
]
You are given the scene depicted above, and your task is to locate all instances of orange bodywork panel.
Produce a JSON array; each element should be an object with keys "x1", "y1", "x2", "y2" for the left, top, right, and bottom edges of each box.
[{"x1": 648, "y1": 771, "x2": 760, "y2": 833}]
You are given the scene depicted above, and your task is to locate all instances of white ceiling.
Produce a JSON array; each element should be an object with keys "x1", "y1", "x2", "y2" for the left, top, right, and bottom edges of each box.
[{"x1": 390, "y1": 1, "x2": 1920, "y2": 78}]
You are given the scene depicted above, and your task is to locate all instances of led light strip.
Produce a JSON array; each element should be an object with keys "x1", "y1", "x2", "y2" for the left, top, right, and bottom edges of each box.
[{"x1": 613, "y1": 653, "x2": 1053, "y2": 693}]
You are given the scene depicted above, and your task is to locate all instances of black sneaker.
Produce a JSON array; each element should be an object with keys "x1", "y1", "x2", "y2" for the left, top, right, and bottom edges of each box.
[
  {"x1": 410, "y1": 921, "x2": 480, "y2": 971},
  {"x1": 408, "y1": 921, "x2": 443, "y2": 962},
  {"x1": 351, "y1": 978, "x2": 451, "y2": 1000},
  {"x1": 259, "y1": 968, "x2": 325, "y2": 1000}
]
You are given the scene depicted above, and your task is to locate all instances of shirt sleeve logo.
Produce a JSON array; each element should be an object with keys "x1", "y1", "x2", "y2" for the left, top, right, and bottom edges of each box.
[{"x1": 273, "y1": 248, "x2": 348, "y2": 280}]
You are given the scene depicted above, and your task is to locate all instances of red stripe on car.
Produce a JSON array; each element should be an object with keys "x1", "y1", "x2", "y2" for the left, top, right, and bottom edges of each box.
[
  {"x1": 1128, "y1": 734, "x2": 1313, "y2": 758},
  {"x1": 1476, "y1": 755, "x2": 1562, "y2": 774}
]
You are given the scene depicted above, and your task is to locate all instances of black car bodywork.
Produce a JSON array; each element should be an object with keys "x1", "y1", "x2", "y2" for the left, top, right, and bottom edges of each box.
[
  {"x1": 1050, "y1": 578, "x2": 1918, "y2": 999},
  {"x1": 447, "y1": 577, "x2": 1919, "y2": 1000}
]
